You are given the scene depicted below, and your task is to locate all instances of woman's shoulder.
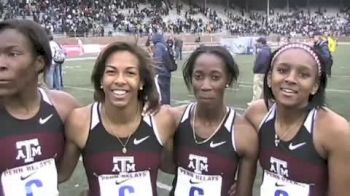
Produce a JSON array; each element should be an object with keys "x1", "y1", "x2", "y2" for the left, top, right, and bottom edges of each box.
[
  {"x1": 232, "y1": 113, "x2": 259, "y2": 158},
  {"x1": 154, "y1": 104, "x2": 187, "y2": 122},
  {"x1": 65, "y1": 104, "x2": 94, "y2": 136},
  {"x1": 44, "y1": 88, "x2": 80, "y2": 121},
  {"x1": 314, "y1": 107, "x2": 350, "y2": 161},
  {"x1": 69, "y1": 103, "x2": 95, "y2": 121},
  {"x1": 316, "y1": 107, "x2": 349, "y2": 133},
  {"x1": 46, "y1": 89, "x2": 79, "y2": 107},
  {"x1": 149, "y1": 105, "x2": 180, "y2": 144},
  {"x1": 244, "y1": 99, "x2": 270, "y2": 131}
]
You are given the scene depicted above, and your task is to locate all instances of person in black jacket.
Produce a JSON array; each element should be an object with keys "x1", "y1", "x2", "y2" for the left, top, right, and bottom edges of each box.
[
  {"x1": 152, "y1": 32, "x2": 173, "y2": 104},
  {"x1": 312, "y1": 32, "x2": 333, "y2": 77},
  {"x1": 248, "y1": 37, "x2": 271, "y2": 105}
]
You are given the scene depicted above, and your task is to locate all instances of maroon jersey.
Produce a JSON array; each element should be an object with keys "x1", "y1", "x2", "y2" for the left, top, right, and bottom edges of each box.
[
  {"x1": 172, "y1": 103, "x2": 239, "y2": 196},
  {"x1": 82, "y1": 102, "x2": 163, "y2": 196},
  {"x1": 259, "y1": 104, "x2": 328, "y2": 196},
  {"x1": 0, "y1": 88, "x2": 64, "y2": 195}
]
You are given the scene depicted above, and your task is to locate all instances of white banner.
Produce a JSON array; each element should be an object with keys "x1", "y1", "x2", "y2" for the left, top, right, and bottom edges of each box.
[{"x1": 220, "y1": 37, "x2": 259, "y2": 55}]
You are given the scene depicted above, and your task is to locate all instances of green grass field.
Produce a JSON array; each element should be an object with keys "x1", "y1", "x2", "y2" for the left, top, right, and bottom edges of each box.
[{"x1": 58, "y1": 45, "x2": 350, "y2": 196}]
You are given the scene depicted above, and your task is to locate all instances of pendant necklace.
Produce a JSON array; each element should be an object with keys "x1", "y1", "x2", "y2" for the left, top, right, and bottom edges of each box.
[
  {"x1": 103, "y1": 106, "x2": 139, "y2": 154},
  {"x1": 111, "y1": 132, "x2": 132, "y2": 154}
]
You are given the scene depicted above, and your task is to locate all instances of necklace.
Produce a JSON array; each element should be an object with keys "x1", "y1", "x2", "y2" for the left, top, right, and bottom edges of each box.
[
  {"x1": 192, "y1": 104, "x2": 228, "y2": 144},
  {"x1": 274, "y1": 115, "x2": 305, "y2": 147},
  {"x1": 116, "y1": 133, "x2": 131, "y2": 154},
  {"x1": 102, "y1": 105, "x2": 140, "y2": 154}
]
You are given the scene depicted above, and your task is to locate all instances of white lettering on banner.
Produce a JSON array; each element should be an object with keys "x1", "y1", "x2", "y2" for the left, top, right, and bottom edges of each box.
[{"x1": 15, "y1": 139, "x2": 42, "y2": 163}]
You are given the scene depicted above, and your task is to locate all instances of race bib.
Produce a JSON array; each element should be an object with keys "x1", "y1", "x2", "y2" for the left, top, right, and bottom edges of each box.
[
  {"x1": 260, "y1": 170, "x2": 310, "y2": 196},
  {"x1": 174, "y1": 167, "x2": 222, "y2": 196},
  {"x1": 98, "y1": 170, "x2": 152, "y2": 196},
  {"x1": 1, "y1": 158, "x2": 58, "y2": 196}
]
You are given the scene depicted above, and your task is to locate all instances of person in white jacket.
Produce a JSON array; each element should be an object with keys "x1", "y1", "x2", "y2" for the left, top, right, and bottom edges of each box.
[{"x1": 46, "y1": 33, "x2": 64, "y2": 90}]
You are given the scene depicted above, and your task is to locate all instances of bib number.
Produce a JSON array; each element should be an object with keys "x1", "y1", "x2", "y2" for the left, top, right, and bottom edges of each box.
[
  {"x1": 1, "y1": 159, "x2": 58, "y2": 196},
  {"x1": 260, "y1": 171, "x2": 310, "y2": 196},
  {"x1": 174, "y1": 167, "x2": 222, "y2": 196},
  {"x1": 98, "y1": 170, "x2": 152, "y2": 196},
  {"x1": 275, "y1": 189, "x2": 289, "y2": 196}
]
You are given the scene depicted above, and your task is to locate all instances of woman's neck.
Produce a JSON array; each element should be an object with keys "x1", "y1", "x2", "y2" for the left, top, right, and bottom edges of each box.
[
  {"x1": 103, "y1": 100, "x2": 142, "y2": 125},
  {"x1": 195, "y1": 102, "x2": 226, "y2": 123},
  {"x1": 2, "y1": 86, "x2": 41, "y2": 119},
  {"x1": 275, "y1": 105, "x2": 308, "y2": 125}
]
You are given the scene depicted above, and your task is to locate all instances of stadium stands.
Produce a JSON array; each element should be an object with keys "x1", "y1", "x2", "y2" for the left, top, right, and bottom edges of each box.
[{"x1": 0, "y1": 0, "x2": 349, "y2": 37}]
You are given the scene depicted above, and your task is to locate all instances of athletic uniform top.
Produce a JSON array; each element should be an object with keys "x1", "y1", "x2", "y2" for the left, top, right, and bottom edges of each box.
[
  {"x1": 82, "y1": 102, "x2": 163, "y2": 196},
  {"x1": 172, "y1": 103, "x2": 239, "y2": 196},
  {"x1": 259, "y1": 104, "x2": 328, "y2": 196},
  {"x1": 0, "y1": 88, "x2": 64, "y2": 196}
]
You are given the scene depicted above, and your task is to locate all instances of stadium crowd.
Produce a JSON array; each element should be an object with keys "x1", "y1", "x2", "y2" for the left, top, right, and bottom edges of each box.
[
  {"x1": 0, "y1": 0, "x2": 349, "y2": 37},
  {"x1": 225, "y1": 7, "x2": 350, "y2": 36}
]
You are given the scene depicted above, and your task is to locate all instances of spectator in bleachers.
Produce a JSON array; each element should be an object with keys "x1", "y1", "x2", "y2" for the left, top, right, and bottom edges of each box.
[{"x1": 1, "y1": 0, "x2": 350, "y2": 37}]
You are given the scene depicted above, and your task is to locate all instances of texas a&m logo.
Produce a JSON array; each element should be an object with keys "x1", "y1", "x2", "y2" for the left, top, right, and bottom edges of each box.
[
  {"x1": 270, "y1": 157, "x2": 289, "y2": 177},
  {"x1": 15, "y1": 139, "x2": 42, "y2": 163},
  {"x1": 112, "y1": 156, "x2": 136, "y2": 173},
  {"x1": 188, "y1": 154, "x2": 208, "y2": 174}
]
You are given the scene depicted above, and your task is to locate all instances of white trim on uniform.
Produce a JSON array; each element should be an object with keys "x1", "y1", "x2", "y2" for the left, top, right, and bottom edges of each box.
[
  {"x1": 258, "y1": 104, "x2": 276, "y2": 130},
  {"x1": 180, "y1": 103, "x2": 194, "y2": 123},
  {"x1": 150, "y1": 115, "x2": 163, "y2": 146},
  {"x1": 154, "y1": 74, "x2": 162, "y2": 103},
  {"x1": 304, "y1": 108, "x2": 317, "y2": 134},
  {"x1": 225, "y1": 108, "x2": 237, "y2": 152},
  {"x1": 90, "y1": 102, "x2": 100, "y2": 130},
  {"x1": 39, "y1": 88, "x2": 53, "y2": 105}
]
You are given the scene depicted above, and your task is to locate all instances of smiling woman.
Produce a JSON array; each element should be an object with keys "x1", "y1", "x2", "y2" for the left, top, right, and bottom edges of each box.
[
  {"x1": 58, "y1": 42, "x2": 177, "y2": 196},
  {"x1": 244, "y1": 43, "x2": 350, "y2": 196}
]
